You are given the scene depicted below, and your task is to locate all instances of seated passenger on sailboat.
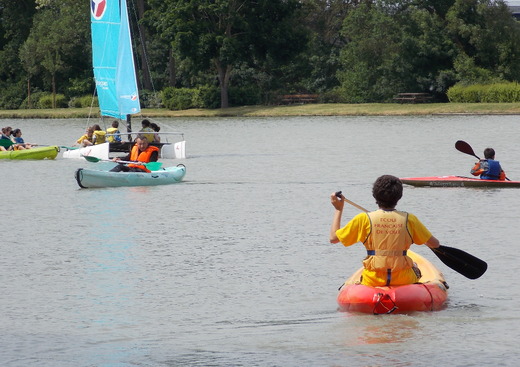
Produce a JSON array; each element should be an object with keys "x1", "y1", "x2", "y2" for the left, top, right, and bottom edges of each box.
[
  {"x1": 150, "y1": 122, "x2": 161, "y2": 143},
  {"x1": 106, "y1": 120, "x2": 122, "y2": 143},
  {"x1": 92, "y1": 124, "x2": 107, "y2": 144},
  {"x1": 76, "y1": 126, "x2": 94, "y2": 147},
  {"x1": 139, "y1": 119, "x2": 155, "y2": 143}
]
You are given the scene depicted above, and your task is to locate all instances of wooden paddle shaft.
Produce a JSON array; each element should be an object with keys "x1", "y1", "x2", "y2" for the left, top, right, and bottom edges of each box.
[{"x1": 335, "y1": 191, "x2": 369, "y2": 212}]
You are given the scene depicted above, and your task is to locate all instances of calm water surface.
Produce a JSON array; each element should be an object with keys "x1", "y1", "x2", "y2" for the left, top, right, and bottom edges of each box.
[{"x1": 1, "y1": 115, "x2": 519, "y2": 366}]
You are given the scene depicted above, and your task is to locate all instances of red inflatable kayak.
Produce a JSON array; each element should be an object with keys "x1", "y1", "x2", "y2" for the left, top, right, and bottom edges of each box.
[
  {"x1": 400, "y1": 176, "x2": 520, "y2": 188},
  {"x1": 337, "y1": 251, "x2": 448, "y2": 314}
]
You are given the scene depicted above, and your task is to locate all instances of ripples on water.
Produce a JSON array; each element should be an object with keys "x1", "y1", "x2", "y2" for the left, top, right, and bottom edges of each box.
[{"x1": 0, "y1": 116, "x2": 518, "y2": 366}]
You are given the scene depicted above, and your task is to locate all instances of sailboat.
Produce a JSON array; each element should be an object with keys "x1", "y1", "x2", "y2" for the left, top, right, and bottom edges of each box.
[{"x1": 64, "y1": 0, "x2": 185, "y2": 159}]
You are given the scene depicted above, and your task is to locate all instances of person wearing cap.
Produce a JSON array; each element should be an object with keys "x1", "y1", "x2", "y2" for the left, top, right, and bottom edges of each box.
[
  {"x1": 470, "y1": 147, "x2": 506, "y2": 180},
  {"x1": 329, "y1": 175, "x2": 441, "y2": 287}
]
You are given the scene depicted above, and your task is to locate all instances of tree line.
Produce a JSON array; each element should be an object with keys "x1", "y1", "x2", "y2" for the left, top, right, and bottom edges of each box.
[{"x1": 1, "y1": 0, "x2": 520, "y2": 110}]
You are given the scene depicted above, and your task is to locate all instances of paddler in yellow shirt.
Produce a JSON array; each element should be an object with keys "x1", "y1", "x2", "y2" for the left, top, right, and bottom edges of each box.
[{"x1": 329, "y1": 175, "x2": 441, "y2": 287}]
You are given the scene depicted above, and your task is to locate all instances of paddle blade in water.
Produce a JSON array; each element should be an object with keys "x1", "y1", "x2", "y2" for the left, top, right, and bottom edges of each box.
[{"x1": 431, "y1": 245, "x2": 487, "y2": 279}]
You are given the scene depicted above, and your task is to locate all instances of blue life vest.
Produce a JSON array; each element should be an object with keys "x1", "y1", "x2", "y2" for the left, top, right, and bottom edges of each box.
[{"x1": 481, "y1": 159, "x2": 501, "y2": 180}]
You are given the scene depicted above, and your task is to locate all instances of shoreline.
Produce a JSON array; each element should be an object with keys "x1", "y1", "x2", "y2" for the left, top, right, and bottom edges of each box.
[{"x1": 1, "y1": 103, "x2": 520, "y2": 119}]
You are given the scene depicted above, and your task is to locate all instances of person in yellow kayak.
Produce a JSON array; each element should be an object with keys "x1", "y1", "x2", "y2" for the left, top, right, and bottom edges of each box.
[
  {"x1": 1, "y1": 126, "x2": 27, "y2": 150},
  {"x1": 110, "y1": 135, "x2": 159, "y2": 172},
  {"x1": 11, "y1": 128, "x2": 33, "y2": 149},
  {"x1": 470, "y1": 147, "x2": 506, "y2": 180},
  {"x1": 329, "y1": 175, "x2": 441, "y2": 287}
]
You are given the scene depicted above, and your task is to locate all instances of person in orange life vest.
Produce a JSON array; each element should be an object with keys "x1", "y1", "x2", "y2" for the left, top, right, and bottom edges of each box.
[
  {"x1": 470, "y1": 147, "x2": 506, "y2": 180},
  {"x1": 110, "y1": 135, "x2": 159, "y2": 172},
  {"x1": 329, "y1": 175, "x2": 441, "y2": 287}
]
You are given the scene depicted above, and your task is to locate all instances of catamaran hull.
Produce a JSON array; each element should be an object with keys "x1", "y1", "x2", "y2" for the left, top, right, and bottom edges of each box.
[
  {"x1": 75, "y1": 164, "x2": 186, "y2": 188},
  {"x1": 0, "y1": 146, "x2": 59, "y2": 160},
  {"x1": 400, "y1": 176, "x2": 520, "y2": 188},
  {"x1": 62, "y1": 142, "x2": 109, "y2": 160},
  {"x1": 337, "y1": 251, "x2": 448, "y2": 314}
]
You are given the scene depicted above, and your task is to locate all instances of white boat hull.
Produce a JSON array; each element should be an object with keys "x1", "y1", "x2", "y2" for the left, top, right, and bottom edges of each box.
[{"x1": 62, "y1": 142, "x2": 109, "y2": 160}]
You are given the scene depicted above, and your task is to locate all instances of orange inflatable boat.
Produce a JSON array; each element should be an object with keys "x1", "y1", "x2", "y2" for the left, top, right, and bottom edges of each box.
[{"x1": 337, "y1": 251, "x2": 448, "y2": 314}]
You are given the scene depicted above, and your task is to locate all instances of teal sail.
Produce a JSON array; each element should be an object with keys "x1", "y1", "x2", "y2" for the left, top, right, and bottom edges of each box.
[{"x1": 90, "y1": 0, "x2": 140, "y2": 119}]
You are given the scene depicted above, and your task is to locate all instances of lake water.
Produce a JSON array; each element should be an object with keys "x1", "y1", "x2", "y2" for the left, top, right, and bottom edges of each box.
[{"x1": 1, "y1": 115, "x2": 519, "y2": 366}]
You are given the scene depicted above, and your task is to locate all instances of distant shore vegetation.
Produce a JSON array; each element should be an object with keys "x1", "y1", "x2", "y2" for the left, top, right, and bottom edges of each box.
[{"x1": 2, "y1": 1, "x2": 520, "y2": 111}]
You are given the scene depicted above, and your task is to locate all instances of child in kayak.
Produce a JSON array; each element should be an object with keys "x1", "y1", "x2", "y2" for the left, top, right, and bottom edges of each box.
[
  {"x1": 110, "y1": 135, "x2": 159, "y2": 173},
  {"x1": 11, "y1": 128, "x2": 33, "y2": 149},
  {"x1": 470, "y1": 147, "x2": 506, "y2": 180},
  {"x1": 329, "y1": 175, "x2": 441, "y2": 287}
]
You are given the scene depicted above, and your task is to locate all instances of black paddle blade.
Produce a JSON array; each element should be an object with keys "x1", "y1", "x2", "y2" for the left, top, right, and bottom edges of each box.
[
  {"x1": 455, "y1": 140, "x2": 480, "y2": 160},
  {"x1": 431, "y1": 245, "x2": 487, "y2": 279}
]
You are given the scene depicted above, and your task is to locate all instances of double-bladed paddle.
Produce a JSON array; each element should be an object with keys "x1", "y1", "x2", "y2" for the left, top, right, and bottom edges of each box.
[
  {"x1": 455, "y1": 140, "x2": 510, "y2": 181},
  {"x1": 334, "y1": 191, "x2": 488, "y2": 279},
  {"x1": 455, "y1": 140, "x2": 480, "y2": 160},
  {"x1": 82, "y1": 155, "x2": 163, "y2": 171}
]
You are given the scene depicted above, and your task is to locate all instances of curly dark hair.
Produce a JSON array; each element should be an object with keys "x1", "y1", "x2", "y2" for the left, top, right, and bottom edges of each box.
[{"x1": 372, "y1": 175, "x2": 403, "y2": 209}]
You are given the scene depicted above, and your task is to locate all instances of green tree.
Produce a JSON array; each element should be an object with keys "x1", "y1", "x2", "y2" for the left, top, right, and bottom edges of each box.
[
  {"x1": 0, "y1": 0, "x2": 37, "y2": 108},
  {"x1": 298, "y1": 0, "x2": 358, "y2": 93},
  {"x1": 338, "y1": 2, "x2": 405, "y2": 102},
  {"x1": 147, "y1": 0, "x2": 308, "y2": 108},
  {"x1": 337, "y1": 0, "x2": 520, "y2": 102},
  {"x1": 19, "y1": 0, "x2": 89, "y2": 107},
  {"x1": 445, "y1": 0, "x2": 520, "y2": 83}
]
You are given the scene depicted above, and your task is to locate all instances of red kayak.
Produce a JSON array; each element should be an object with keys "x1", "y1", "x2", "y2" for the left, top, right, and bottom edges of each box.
[
  {"x1": 400, "y1": 176, "x2": 520, "y2": 188},
  {"x1": 337, "y1": 251, "x2": 448, "y2": 314}
]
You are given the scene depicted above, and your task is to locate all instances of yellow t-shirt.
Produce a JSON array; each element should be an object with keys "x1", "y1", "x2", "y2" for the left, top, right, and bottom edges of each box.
[
  {"x1": 336, "y1": 211, "x2": 433, "y2": 286},
  {"x1": 336, "y1": 211, "x2": 432, "y2": 248}
]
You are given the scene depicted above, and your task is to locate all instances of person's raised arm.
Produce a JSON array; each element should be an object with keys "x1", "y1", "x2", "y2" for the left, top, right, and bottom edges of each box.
[{"x1": 330, "y1": 193, "x2": 345, "y2": 243}]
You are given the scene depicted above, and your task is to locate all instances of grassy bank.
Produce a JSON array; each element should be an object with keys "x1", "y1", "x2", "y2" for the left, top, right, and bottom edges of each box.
[{"x1": 1, "y1": 102, "x2": 520, "y2": 119}]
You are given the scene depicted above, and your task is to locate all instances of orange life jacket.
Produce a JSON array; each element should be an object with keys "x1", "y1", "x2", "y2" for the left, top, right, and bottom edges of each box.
[
  {"x1": 128, "y1": 145, "x2": 159, "y2": 172},
  {"x1": 362, "y1": 210, "x2": 414, "y2": 272}
]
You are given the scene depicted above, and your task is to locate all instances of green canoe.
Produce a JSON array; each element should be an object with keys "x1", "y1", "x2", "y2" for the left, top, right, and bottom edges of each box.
[{"x1": 0, "y1": 146, "x2": 60, "y2": 160}]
